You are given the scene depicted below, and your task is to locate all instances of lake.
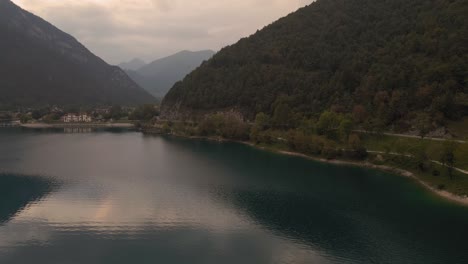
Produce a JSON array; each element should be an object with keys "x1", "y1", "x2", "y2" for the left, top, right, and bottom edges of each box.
[{"x1": 1, "y1": 128, "x2": 468, "y2": 264}]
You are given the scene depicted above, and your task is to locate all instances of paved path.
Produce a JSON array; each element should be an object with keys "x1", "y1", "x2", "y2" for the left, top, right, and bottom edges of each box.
[
  {"x1": 355, "y1": 130, "x2": 467, "y2": 144},
  {"x1": 368, "y1": 150, "x2": 468, "y2": 175}
]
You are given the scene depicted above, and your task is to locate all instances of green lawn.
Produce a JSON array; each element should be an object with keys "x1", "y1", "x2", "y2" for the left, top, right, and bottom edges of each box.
[
  {"x1": 360, "y1": 134, "x2": 468, "y2": 171},
  {"x1": 170, "y1": 124, "x2": 468, "y2": 197},
  {"x1": 378, "y1": 154, "x2": 468, "y2": 197},
  {"x1": 447, "y1": 117, "x2": 468, "y2": 140},
  {"x1": 254, "y1": 135, "x2": 468, "y2": 197}
]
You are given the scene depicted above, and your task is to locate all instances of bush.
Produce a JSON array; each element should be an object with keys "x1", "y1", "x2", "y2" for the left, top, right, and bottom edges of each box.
[
  {"x1": 286, "y1": 130, "x2": 326, "y2": 156},
  {"x1": 129, "y1": 105, "x2": 159, "y2": 121},
  {"x1": 344, "y1": 147, "x2": 368, "y2": 160},
  {"x1": 322, "y1": 141, "x2": 339, "y2": 160},
  {"x1": 197, "y1": 112, "x2": 250, "y2": 140}
]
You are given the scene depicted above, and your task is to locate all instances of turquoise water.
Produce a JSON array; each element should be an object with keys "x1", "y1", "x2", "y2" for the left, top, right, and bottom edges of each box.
[{"x1": 0, "y1": 128, "x2": 468, "y2": 263}]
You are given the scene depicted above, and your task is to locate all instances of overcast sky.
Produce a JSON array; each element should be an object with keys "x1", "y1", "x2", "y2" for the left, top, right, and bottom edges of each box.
[{"x1": 12, "y1": 0, "x2": 313, "y2": 64}]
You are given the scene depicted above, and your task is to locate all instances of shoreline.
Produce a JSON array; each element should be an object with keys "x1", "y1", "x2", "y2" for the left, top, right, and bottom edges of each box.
[
  {"x1": 20, "y1": 123, "x2": 135, "y2": 129},
  {"x1": 154, "y1": 132, "x2": 468, "y2": 206},
  {"x1": 275, "y1": 150, "x2": 468, "y2": 206}
]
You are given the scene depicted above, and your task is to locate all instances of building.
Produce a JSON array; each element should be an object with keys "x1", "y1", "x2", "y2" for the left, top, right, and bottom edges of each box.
[{"x1": 63, "y1": 113, "x2": 92, "y2": 123}]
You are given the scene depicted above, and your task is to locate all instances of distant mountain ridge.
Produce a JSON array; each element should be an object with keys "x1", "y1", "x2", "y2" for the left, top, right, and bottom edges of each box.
[
  {"x1": 162, "y1": 0, "x2": 468, "y2": 128},
  {"x1": 118, "y1": 58, "x2": 146, "y2": 71},
  {"x1": 0, "y1": 0, "x2": 155, "y2": 107},
  {"x1": 123, "y1": 50, "x2": 215, "y2": 98}
]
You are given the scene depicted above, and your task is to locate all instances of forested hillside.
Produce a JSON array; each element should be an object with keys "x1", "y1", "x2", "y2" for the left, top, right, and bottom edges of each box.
[
  {"x1": 162, "y1": 0, "x2": 468, "y2": 132},
  {"x1": 0, "y1": 0, "x2": 155, "y2": 108}
]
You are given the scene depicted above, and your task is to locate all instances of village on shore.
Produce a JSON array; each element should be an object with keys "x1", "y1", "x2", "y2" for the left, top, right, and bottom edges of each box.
[{"x1": 0, "y1": 104, "x2": 160, "y2": 128}]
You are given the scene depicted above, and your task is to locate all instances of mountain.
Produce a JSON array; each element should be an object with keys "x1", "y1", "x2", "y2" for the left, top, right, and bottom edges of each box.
[
  {"x1": 118, "y1": 58, "x2": 146, "y2": 71},
  {"x1": 125, "y1": 50, "x2": 215, "y2": 98},
  {"x1": 162, "y1": 0, "x2": 468, "y2": 129},
  {"x1": 0, "y1": 0, "x2": 155, "y2": 107}
]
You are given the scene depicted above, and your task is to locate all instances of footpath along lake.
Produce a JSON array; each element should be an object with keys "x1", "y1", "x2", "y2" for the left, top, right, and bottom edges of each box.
[{"x1": 1, "y1": 128, "x2": 468, "y2": 264}]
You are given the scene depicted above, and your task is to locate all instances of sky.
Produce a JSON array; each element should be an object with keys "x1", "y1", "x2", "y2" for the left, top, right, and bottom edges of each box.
[{"x1": 12, "y1": 0, "x2": 313, "y2": 65}]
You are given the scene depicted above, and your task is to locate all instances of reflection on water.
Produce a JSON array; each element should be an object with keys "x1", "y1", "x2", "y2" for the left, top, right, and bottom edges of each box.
[
  {"x1": 63, "y1": 127, "x2": 93, "y2": 133},
  {"x1": 0, "y1": 174, "x2": 56, "y2": 224},
  {"x1": 0, "y1": 129, "x2": 468, "y2": 264}
]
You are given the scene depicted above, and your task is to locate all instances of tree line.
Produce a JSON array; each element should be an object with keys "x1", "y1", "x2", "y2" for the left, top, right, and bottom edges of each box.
[{"x1": 163, "y1": 0, "x2": 468, "y2": 134}]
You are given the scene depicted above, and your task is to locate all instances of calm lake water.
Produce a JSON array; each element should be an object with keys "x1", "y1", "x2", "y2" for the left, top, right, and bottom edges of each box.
[{"x1": 1, "y1": 128, "x2": 468, "y2": 264}]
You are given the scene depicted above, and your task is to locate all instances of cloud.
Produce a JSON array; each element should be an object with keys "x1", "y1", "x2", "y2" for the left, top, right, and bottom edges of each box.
[
  {"x1": 11, "y1": 0, "x2": 314, "y2": 64},
  {"x1": 151, "y1": 0, "x2": 173, "y2": 12}
]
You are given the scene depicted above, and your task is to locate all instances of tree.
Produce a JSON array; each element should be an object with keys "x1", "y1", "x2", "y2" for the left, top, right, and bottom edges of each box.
[
  {"x1": 110, "y1": 105, "x2": 123, "y2": 120},
  {"x1": 129, "y1": 104, "x2": 159, "y2": 121},
  {"x1": 198, "y1": 115, "x2": 217, "y2": 136},
  {"x1": 221, "y1": 113, "x2": 249, "y2": 140},
  {"x1": 254, "y1": 112, "x2": 270, "y2": 131},
  {"x1": 346, "y1": 133, "x2": 368, "y2": 160},
  {"x1": 317, "y1": 111, "x2": 342, "y2": 138},
  {"x1": 415, "y1": 112, "x2": 432, "y2": 138},
  {"x1": 162, "y1": 0, "x2": 467, "y2": 130},
  {"x1": 31, "y1": 110, "x2": 43, "y2": 120},
  {"x1": 287, "y1": 130, "x2": 306, "y2": 152},
  {"x1": 440, "y1": 141, "x2": 457, "y2": 180},
  {"x1": 20, "y1": 114, "x2": 31, "y2": 124},
  {"x1": 298, "y1": 118, "x2": 316, "y2": 135},
  {"x1": 322, "y1": 140, "x2": 339, "y2": 160},
  {"x1": 415, "y1": 142, "x2": 430, "y2": 172},
  {"x1": 272, "y1": 103, "x2": 292, "y2": 128},
  {"x1": 348, "y1": 134, "x2": 361, "y2": 150},
  {"x1": 352, "y1": 105, "x2": 368, "y2": 123},
  {"x1": 252, "y1": 112, "x2": 279, "y2": 143},
  {"x1": 338, "y1": 118, "x2": 354, "y2": 142}
]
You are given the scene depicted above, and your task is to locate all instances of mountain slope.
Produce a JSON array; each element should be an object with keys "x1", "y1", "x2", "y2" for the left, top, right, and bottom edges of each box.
[
  {"x1": 118, "y1": 58, "x2": 146, "y2": 71},
  {"x1": 0, "y1": 0, "x2": 155, "y2": 107},
  {"x1": 162, "y1": 0, "x2": 468, "y2": 128},
  {"x1": 125, "y1": 50, "x2": 215, "y2": 98}
]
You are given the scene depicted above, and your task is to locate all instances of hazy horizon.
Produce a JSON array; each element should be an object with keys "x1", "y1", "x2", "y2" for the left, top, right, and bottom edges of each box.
[{"x1": 11, "y1": 0, "x2": 313, "y2": 64}]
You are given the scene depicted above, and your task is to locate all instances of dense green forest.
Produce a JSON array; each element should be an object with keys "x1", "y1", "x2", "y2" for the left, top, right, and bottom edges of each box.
[{"x1": 162, "y1": 0, "x2": 468, "y2": 133}]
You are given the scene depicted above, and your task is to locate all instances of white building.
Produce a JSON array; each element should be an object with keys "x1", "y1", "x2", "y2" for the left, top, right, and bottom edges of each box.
[{"x1": 63, "y1": 113, "x2": 92, "y2": 123}]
